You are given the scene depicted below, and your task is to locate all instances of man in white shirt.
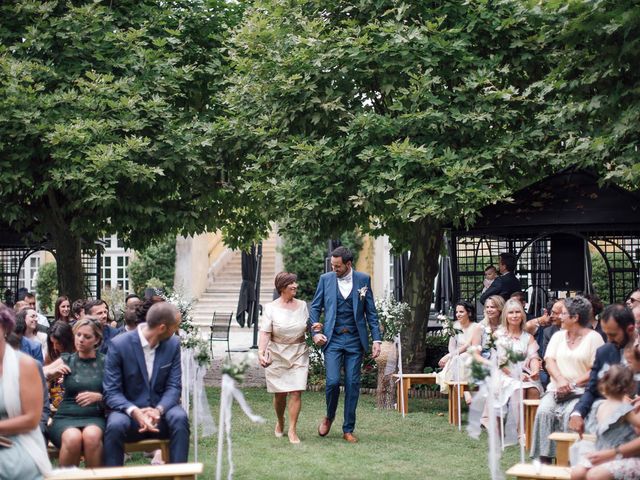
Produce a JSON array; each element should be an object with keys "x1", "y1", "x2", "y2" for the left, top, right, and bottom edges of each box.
[{"x1": 309, "y1": 246, "x2": 381, "y2": 443}]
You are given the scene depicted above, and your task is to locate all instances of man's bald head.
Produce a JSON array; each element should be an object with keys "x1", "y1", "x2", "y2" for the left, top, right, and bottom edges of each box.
[{"x1": 146, "y1": 301, "x2": 179, "y2": 329}]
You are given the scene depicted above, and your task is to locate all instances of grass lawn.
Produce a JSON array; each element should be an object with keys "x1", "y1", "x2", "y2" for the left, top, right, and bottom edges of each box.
[{"x1": 188, "y1": 387, "x2": 523, "y2": 479}]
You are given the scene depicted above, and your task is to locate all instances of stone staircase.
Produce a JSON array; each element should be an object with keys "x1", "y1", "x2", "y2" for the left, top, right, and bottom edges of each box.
[{"x1": 191, "y1": 234, "x2": 279, "y2": 327}]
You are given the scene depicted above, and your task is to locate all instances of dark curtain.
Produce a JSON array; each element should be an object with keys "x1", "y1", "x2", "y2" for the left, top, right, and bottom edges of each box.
[{"x1": 236, "y1": 246, "x2": 257, "y2": 327}]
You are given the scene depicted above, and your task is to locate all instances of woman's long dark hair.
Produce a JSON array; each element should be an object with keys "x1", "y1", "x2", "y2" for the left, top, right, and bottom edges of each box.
[
  {"x1": 54, "y1": 295, "x2": 71, "y2": 323},
  {"x1": 47, "y1": 320, "x2": 75, "y2": 362}
]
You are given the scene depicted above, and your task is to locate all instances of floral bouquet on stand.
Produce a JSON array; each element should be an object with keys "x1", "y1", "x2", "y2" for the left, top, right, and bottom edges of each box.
[{"x1": 375, "y1": 296, "x2": 409, "y2": 342}]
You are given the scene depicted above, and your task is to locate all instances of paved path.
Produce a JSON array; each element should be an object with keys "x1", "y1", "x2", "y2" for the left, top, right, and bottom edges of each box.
[{"x1": 203, "y1": 324, "x2": 266, "y2": 388}]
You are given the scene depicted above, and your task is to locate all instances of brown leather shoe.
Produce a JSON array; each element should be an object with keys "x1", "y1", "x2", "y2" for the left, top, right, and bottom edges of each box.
[
  {"x1": 343, "y1": 432, "x2": 358, "y2": 443},
  {"x1": 318, "y1": 417, "x2": 332, "y2": 437}
]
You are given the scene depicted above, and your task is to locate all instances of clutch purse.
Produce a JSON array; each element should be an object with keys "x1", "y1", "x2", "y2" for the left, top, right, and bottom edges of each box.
[{"x1": 554, "y1": 389, "x2": 581, "y2": 403}]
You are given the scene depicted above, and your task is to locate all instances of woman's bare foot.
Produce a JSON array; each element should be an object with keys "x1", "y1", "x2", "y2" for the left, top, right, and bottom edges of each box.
[
  {"x1": 288, "y1": 430, "x2": 300, "y2": 444},
  {"x1": 275, "y1": 419, "x2": 284, "y2": 438}
]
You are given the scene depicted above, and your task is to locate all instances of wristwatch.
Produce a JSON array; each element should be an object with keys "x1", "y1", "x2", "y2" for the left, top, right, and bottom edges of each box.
[
  {"x1": 156, "y1": 405, "x2": 165, "y2": 417},
  {"x1": 614, "y1": 446, "x2": 623, "y2": 460}
]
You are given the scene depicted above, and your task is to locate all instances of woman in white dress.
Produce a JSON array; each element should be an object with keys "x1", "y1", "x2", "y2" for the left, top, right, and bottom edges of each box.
[
  {"x1": 258, "y1": 272, "x2": 309, "y2": 444},
  {"x1": 436, "y1": 300, "x2": 483, "y2": 396}
]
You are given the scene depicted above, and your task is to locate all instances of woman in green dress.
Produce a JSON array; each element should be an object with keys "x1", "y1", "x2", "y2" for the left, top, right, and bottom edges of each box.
[{"x1": 48, "y1": 318, "x2": 105, "y2": 467}]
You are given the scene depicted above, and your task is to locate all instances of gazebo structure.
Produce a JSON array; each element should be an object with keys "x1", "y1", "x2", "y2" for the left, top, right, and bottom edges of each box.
[
  {"x1": 447, "y1": 169, "x2": 640, "y2": 316},
  {"x1": 0, "y1": 222, "x2": 102, "y2": 305}
]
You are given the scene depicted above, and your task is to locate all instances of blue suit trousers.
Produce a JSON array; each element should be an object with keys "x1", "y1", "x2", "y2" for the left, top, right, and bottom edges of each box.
[
  {"x1": 324, "y1": 332, "x2": 363, "y2": 433},
  {"x1": 103, "y1": 405, "x2": 189, "y2": 466}
]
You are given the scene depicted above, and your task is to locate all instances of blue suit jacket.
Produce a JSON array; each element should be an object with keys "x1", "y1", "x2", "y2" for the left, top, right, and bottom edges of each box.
[
  {"x1": 308, "y1": 270, "x2": 381, "y2": 352},
  {"x1": 572, "y1": 342, "x2": 622, "y2": 418},
  {"x1": 479, "y1": 271, "x2": 522, "y2": 304},
  {"x1": 103, "y1": 329, "x2": 182, "y2": 414}
]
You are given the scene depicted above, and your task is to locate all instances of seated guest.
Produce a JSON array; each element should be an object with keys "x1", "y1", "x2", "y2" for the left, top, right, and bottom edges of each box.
[
  {"x1": 14, "y1": 309, "x2": 44, "y2": 364},
  {"x1": 436, "y1": 300, "x2": 483, "y2": 396},
  {"x1": 568, "y1": 304, "x2": 637, "y2": 436},
  {"x1": 570, "y1": 365, "x2": 640, "y2": 480},
  {"x1": 583, "y1": 293, "x2": 606, "y2": 342},
  {"x1": 103, "y1": 302, "x2": 189, "y2": 466},
  {"x1": 22, "y1": 308, "x2": 48, "y2": 355},
  {"x1": 71, "y1": 299, "x2": 86, "y2": 324},
  {"x1": 6, "y1": 333, "x2": 51, "y2": 440},
  {"x1": 0, "y1": 304, "x2": 52, "y2": 478},
  {"x1": 44, "y1": 321, "x2": 76, "y2": 410},
  {"x1": 54, "y1": 296, "x2": 72, "y2": 324},
  {"x1": 479, "y1": 295, "x2": 505, "y2": 339},
  {"x1": 85, "y1": 299, "x2": 120, "y2": 354},
  {"x1": 530, "y1": 296, "x2": 605, "y2": 462},
  {"x1": 495, "y1": 298, "x2": 542, "y2": 401},
  {"x1": 48, "y1": 318, "x2": 105, "y2": 467}
]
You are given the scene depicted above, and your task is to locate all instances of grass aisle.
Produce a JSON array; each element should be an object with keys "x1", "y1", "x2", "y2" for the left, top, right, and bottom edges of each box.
[{"x1": 195, "y1": 387, "x2": 522, "y2": 479}]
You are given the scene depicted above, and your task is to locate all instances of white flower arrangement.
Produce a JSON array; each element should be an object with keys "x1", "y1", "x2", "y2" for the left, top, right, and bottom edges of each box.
[
  {"x1": 222, "y1": 352, "x2": 257, "y2": 383},
  {"x1": 162, "y1": 290, "x2": 211, "y2": 366},
  {"x1": 375, "y1": 296, "x2": 409, "y2": 341},
  {"x1": 437, "y1": 313, "x2": 461, "y2": 339}
]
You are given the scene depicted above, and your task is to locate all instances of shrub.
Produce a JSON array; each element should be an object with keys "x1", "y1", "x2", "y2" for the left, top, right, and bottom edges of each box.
[
  {"x1": 128, "y1": 236, "x2": 176, "y2": 296},
  {"x1": 35, "y1": 261, "x2": 57, "y2": 314}
]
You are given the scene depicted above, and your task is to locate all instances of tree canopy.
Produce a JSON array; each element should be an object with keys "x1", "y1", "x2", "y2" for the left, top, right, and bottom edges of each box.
[
  {"x1": 224, "y1": 0, "x2": 558, "y2": 368},
  {"x1": 0, "y1": 0, "x2": 248, "y2": 298}
]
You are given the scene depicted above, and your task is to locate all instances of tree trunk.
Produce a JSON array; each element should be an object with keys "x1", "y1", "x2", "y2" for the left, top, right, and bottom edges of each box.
[
  {"x1": 42, "y1": 190, "x2": 86, "y2": 301},
  {"x1": 51, "y1": 228, "x2": 85, "y2": 301},
  {"x1": 401, "y1": 218, "x2": 443, "y2": 373}
]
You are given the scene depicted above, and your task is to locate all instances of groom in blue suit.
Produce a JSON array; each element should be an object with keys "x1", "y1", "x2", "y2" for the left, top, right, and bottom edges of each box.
[
  {"x1": 103, "y1": 302, "x2": 189, "y2": 466},
  {"x1": 309, "y1": 246, "x2": 381, "y2": 443}
]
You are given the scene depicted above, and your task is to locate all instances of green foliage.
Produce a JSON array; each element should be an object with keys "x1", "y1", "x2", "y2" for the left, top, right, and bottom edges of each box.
[
  {"x1": 128, "y1": 236, "x2": 176, "y2": 296},
  {"x1": 35, "y1": 261, "x2": 57, "y2": 314},
  {"x1": 529, "y1": 0, "x2": 640, "y2": 184},
  {"x1": 0, "y1": 0, "x2": 253, "y2": 296},
  {"x1": 279, "y1": 229, "x2": 362, "y2": 300}
]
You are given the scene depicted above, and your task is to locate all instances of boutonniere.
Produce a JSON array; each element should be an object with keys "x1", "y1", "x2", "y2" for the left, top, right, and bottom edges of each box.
[{"x1": 358, "y1": 286, "x2": 368, "y2": 300}]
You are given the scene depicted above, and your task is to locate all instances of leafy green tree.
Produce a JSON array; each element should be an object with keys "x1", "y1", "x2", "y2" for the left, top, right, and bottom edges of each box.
[
  {"x1": 224, "y1": 0, "x2": 556, "y2": 370},
  {"x1": 35, "y1": 261, "x2": 57, "y2": 314},
  {"x1": 0, "y1": 0, "x2": 248, "y2": 300},
  {"x1": 530, "y1": 0, "x2": 640, "y2": 183},
  {"x1": 128, "y1": 236, "x2": 177, "y2": 296}
]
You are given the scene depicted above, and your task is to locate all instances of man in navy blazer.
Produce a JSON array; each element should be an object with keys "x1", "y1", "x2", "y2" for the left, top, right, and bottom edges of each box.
[
  {"x1": 568, "y1": 304, "x2": 637, "y2": 435},
  {"x1": 479, "y1": 252, "x2": 522, "y2": 304},
  {"x1": 103, "y1": 302, "x2": 189, "y2": 466},
  {"x1": 309, "y1": 246, "x2": 381, "y2": 443}
]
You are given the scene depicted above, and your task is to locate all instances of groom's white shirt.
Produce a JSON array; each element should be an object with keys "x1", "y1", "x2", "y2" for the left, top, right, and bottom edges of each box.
[{"x1": 337, "y1": 269, "x2": 353, "y2": 299}]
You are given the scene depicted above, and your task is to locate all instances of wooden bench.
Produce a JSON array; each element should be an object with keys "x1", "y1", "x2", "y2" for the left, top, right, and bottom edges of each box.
[
  {"x1": 445, "y1": 381, "x2": 468, "y2": 425},
  {"x1": 524, "y1": 399, "x2": 541, "y2": 451},
  {"x1": 45, "y1": 462, "x2": 203, "y2": 479},
  {"x1": 506, "y1": 463, "x2": 570, "y2": 480},
  {"x1": 548, "y1": 432, "x2": 596, "y2": 467},
  {"x1": 48, "y1": 439, "x2": 170, "y2": 463},
  {"x1": 393, "y1": 373, "x2": 437, "y2": 414}
]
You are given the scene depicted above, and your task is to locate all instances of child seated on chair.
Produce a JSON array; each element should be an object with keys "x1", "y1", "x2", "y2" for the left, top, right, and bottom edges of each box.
[{"x1": 570, "y1": 365, "x2": 640, "y2": 480}]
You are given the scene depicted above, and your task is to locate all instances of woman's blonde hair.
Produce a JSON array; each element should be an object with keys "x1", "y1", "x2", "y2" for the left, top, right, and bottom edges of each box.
[
  {"x1": 72, "y1": 317, "x2": 103, "y2": 348},
  {"x1": 484, "y1": 295, "x2": 505, "y2": 317},
  {"x1": 501, "y1": 298, "x2": 526, "y2": 331}
]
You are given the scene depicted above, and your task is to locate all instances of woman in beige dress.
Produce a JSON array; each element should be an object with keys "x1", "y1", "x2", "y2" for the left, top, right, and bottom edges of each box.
[{"x1": 258, "y1": 272, "x2": 309, "y2": 444}]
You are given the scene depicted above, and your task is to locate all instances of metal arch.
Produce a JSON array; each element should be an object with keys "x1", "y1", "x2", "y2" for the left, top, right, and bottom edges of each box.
[{"x1": 587, "y1": 235, "x2": 638, "y2": 302}]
